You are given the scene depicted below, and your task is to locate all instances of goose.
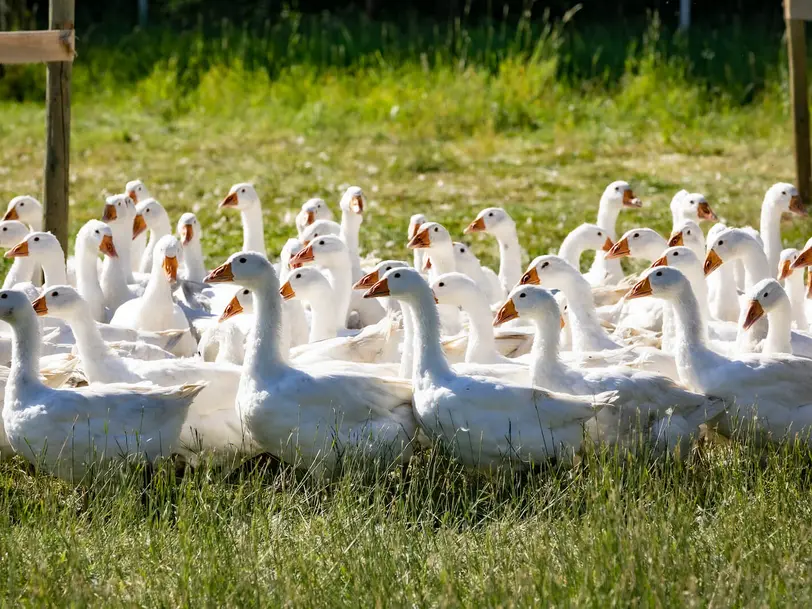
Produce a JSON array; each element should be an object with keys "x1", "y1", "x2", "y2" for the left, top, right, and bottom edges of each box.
[
  {"x1": 352, "y1": 259, "x2": 410, "y2": 315},
  {"x1": 558, "y1": 223, "x2": 614, "y2": 278},
  {"x1": 295, "y1": 198, "x2": 333, "y2": 238},
  {"x1": 702, "y1": 223, "x2": 740, "y2": 323},
  {"x1": 204, "y1": 251, "x2": 416, "y2": 476},
  {"x1": 177, "y1": 212, "x2": 206, "y2": 283},
  {"x1": 667, "y1": 219, "x2": 706, "y2": 261},
  {"x1": 110, "y1": 235, "x2": 197, "y2": 357},
  {"x1": 219, "y1": 183, "x2": 266, "y2": 256},
  {"x1": 408, "y1": 214, "x2": 428, "y2": 274},
  {"x1": 777, "y1": 248, "x2": 808, "y2": 330},
  {"x1": 627, "y1": 266, "x2": 812, "y2": 444},
  {"x1": 74, "y1": 220, "x2": 117, "y2": 322},
  {"x1": 587, "y1": 181, "x2": 642, "y2": 286},
  {"x1": 3, "y1": 195, "x2": 42, "y2": 231},
  {"x1": 5, "y1": 231, "x2": 68, "y2": 288},
  {"x1": 198, "y1": 286, "x2": 255, "y2": 365},
  {"x1": 759, "y1": 182, "x2": 806, "y2": 276},
  {"x1": 99, "y1": 194, "x2": 142, "y2": 312},
  {"x1": 125, "y1": 179, "x2": 151, "y2": 273},
  {"x1": 495, "y1": 284, "x2": 724, "y2": 455},
  {"x1": 277, "y1": 239, "x2": 310, "y2": 351},
  {"x1": 280, "y1": 267, "x2": 353, "y2": 343},
  {"x1": 464, "y1": 207, "x2": 523, "y2": 293},
  {"x1": 300, "y1": 219, "x2": 341, "y2": 245},
  {"x1": 451, "y1": 242, "x2": 504, "y2": 304},
  {"x1": 32, "y1": 286, "x2": 251, "y2": 458},
  {"x1": 0, "y1": 220, "x2": 35, "y2": 288},
  {"x1": 669, "y1": 190, "x2": 717, "y2": 228},
  {"x1": 605, "y1": 228, "x2": 667, "y2": 264},
  {"x1": 741, "y1": 278, "x2": 812, "y2": 357},
  {"x1": 363, "y1": 266, "x2": 618, "y2": 469},
  {"x1": 0, "y1": 289, "x2": 205, "y2": 482},
  {"x1": 136, "y1": 198, "x2": 171, "y2": 274}
]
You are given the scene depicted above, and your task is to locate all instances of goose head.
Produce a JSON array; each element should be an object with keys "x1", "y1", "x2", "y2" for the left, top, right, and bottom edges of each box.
[
  {"x1": 153, "y1": 235, "x2": 181, "y2": 282},
  {"x1": 279, "y1": 238, "x2": 304, "y2": 271},
  {"x1": 205, "y1": 251, "x2": 274, "y2": 289},
  {"x1": 134, "y1": 198, "x2": 168, "y2": 237},
  {"x1": 219, "y1": 183, "x2": 261, "y2": 211},
  {"x1": 626, "y1": 265, "x2": 689, "y2": 302},
  {"x1": 362, "y1": 266, "x2": 427, "y2": 303},
  {"x1": 30, "y1": 285, "x2": 86, "y2": 320},
  {"x1": 703, "y1": 227, "x2": 754, "y2": 276},
  {"x1": 353, "y1": 260, "x2": 409, "y2": 290},
  {"x1": 3, "y1": 195, "x2": 42, "y2": 226},
  {"x1": 296, "y1": 198, "x2": 331, "y2": 232},
  {"x1": 650, "y1": 246, "x2": 700, "y2": 273},
  {"x1": 0, "y1": 221, "x2": 30, "y2": 250},
  {"x1": 563, "y1": 223, "x2": 614, "y2": 254},
  {"x1": 741, "y1": 278, "x2": 788, "y2": 330},
  {"x1": 77, "y1": 220, "x2": 117, "y2": 258},
  {"x1": 452, "y1": 242, "x2": 482, "y2": 271},
  {"x1": 464, "y1": 207, "x2": 515, "y2": 237},
  {"x1": 430, "y1": 272, "x2": 481, "y2": 308},
  {"x1": 670, "y1": 190, "x2": 717, "y2": 222},
  {"x1": 493, "y1": 284, "x2": 565, "y2": 329},
  {"x1": 300, "y1": 219, "x2": 341, "y2": 246},
  {"x1": 790, "y1": 237, "x2": 812, "y2": 271},
  {"x1": 605, "y1": 228, "x2": 665, "y2": 260},
  {"x1": 288, "y1": 234, "x2": 348, "y2": 269},
  {"x1": 520, "y1": 255, "x2": 579, "y2": 290},
  {"x1": 407, "y1": 221, "x2": 452, "y2": 251},
  {"x1": 219, "y1": 286, "x2": 254, "y2": 322},
  {"x1": 408, "y1": 214, "x2": 427, "y2": 240},
  {"x1": 102, "y1": 194, "x2": 136, "y2": 227},
  {"x1": 279, "y1": 266, "x2": 329, "y2": 304},
  {"x1": 778, "y1": 248, "x2": 800, "y2": 281},
  {"x1": 0, "y1": 289, "x2": 37, "y2": 324},
  {"x1": 600, "y1": 180, "x2": 642, "y2": 209},
  {"x1": 339, "y1": 186, "x2": 365, "y2": 216},
  {"x1": 177, "y1": 212, "x2": 201, "y2": 246},
  {"x1": 5, "y1": 231, "x2": 63, "y2": 261},
  {"x1": 668, "y1": 219, "x2": 704, "y2": 250},
  {"x1": 764, "y1": 182, "x2": 805, "y2": 216},
  {"x1": 125, "y1": 179, "x2": 151, "y2": 204}
]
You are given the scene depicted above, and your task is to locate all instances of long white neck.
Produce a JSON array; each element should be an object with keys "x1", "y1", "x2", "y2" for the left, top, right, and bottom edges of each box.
[
  {"x1": 763, "y1": 296, "x2": 793, "y2": 355},
  {"x1": 107, "y1": 222, "x2": 134, "y2": 283},
  {"x1": 596, "y1": 201, "x2": 621, "y2": 236},
  {"x1": 244, "y1": 275, "x2": 287, "y2": 379},
  {"x1": 413, "y1": 249, "x2": 426, "y2": 274},
  {"x1": 142, "y1": 261, "x2": 175, "y2": 317},
  {"x1": 75, "y1": 240, "x2": 106, "y2": 322},
  {"x1": 458, "y1": 292, "x2": 500, "y2": 364},
  {"x1": 140, "y1": 221, "x2": 171, "y2": 274},
  {"x1": 494, "y1": 226, "x2": 522, "y2": 291},
  {"x1": 304, "y1": 289, "x2": 341, "y2": 342},
  {"x1": 739, "y1": 243, "x2": 771, "y2": 288},
  {"x1": 101, "y1": 254, "x2": 134, "y2": 313},
  {"x1": 426, "y1": 244, "x2": 456, "y2": 278},
  {"x1": 759, "y1": 201, "x2": 783, "y2": 274},
  {"x1": 63, "y1": 311, "x2": 132, "y2": 382},
  {"x1": 182, "y1": 240, "x2": 207, "y2": 283},
  {"x1": 405, "y1": 288, "x2": 455, "y2": 384},
  {"x1": 399, "y1": 303, "x2": 414, "y2": 379},
  {"x1": 558, "y1": 234, "x2": 588, "y2": 269},
  {"x1": 7, "y1": 310, "x2": 43, "y2": 393},
  {"x1": 28, "y1": 216, "x2": 43, "y2": 232},
  {"x1": 340, "y1": 213, "x2": 362, "y2": 258},
  {"x1": 529, "y1": 315, "x2": 567, "y2": 388},
  {"x1": 562, "y1": 274, "x2": 619, "y2": 351},
  {"x1": 784, "y1": 272, "x2": 808, "y2": 329},
  {"x1": 241, "y1": 206, "x2": 266, "y2": 255},
  {"x1": 685, "y1": 270, "x2": 711, "y2": 337},
  {"x1": 2, "y1": 257, "x2": 35, "y2": 289},
  {"x1": 320, "y1": 259, "x2": 353, "y2": 329},
  {"x1": 39, "y1": 252, "x2": 67, "y2": 287}
]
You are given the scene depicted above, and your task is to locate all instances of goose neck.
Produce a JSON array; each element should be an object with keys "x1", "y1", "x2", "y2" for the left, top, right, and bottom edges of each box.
[
  {"x1": 40, "y1": 252, "x2": 67, "y2": 287},
  {"x1": 66, "y1": 312, "x2": 128, "y2": 382},
  {"x1": 740, "y1": 244, "x2": 771, "y2": 287},
  {"x1": 426, "y1": 245, "x2": 456, "y2": 278},
  {"x1": 529, "y1": 316, "x2": 567, "y2": 388},
  {"x1": 459, "y1": 292, "x2": 499, "y2": 363},
  {"x1": 406, "y1": 287, "x2": 454, "y2": 383},
  {"x1": 321, "y1": 258, "x2": 353, "y2": 328},
  {"x1": 142, "y1": 261, "x2": 174, "y2": 310},
  {"x1": 340, "y1": 213, "x2": 362, "y2": 257},
  {"x1": 399, "y1": 303, "x2": 414, "y2": 379},
  {"x1": 557, "y1": 233, "x2": 586, "y2": 269},
  {"x1": 182, "y1": 241, "x2": 207, "y2": 283},
  {"x1": 759, "y1": 200, "x2": 782, "y2": 273},
  {"x1": 596, "y1": 201, "x2": 620, "y2": 236},
  {"x1": 245, "y1": 275, "x2": 288, "y2": 377},
  {"x1": 784, "y1": 273, "x2": 808, "y2": 329},
  {"x1": 8, "y1": 310, "x2": 43, "y2": 392},
  {"x1": 494, "y1": 227, "x2": 522, "y2": 290},
  {"x1": 2, "y1": 257, "x2": 34, "y2": 289},
  {"x1": 763, "y1": 297, "x2": 793, "y2": 354},
  {"x1": 670, "y1": 283, "x2": 726, "y2": 390},
  {"x1": 305, "y1": 289, "x2": 341, "y2": 342},
  {"x1": 560, "y1": 275, "x2": 615, "y2": 351},
  {"x1": 241, "y1": 206, "x2": 266, "y2": 255},
  {"x1": 110, "y1": 224, "x2": 134, "y2": 283}
]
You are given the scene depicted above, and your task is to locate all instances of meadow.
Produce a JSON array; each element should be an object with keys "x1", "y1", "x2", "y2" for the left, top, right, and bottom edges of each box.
[{"x1": 1, "y1": 10, "x2": 812, "y2": 605}]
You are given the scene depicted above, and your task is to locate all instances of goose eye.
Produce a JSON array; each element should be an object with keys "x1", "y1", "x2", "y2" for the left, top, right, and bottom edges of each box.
[
  {"x1": 690, "y1": 200, "x2": 695, "y2": 205},
  {"x1": 146, "y1": 209, "x2": 150, "y2": 213},
  {"x1": 394, "y1": 272, "x2": 401, "y2": 278},
  {"x1": 633, "y1": 233, "x2": 639, "y2": 238},
  {"x1": 19, "y1": 203, "x2": 23, "y2": 207},
  {"x1": 34, "y1": 237, "x2": 39, "y2": 242},
  {"x1": 239, "y1": 257, "x2": 247, "y2": 263},
  {"x1": 52, "y1": 291, "x2": 59, "y2": 297},
  {"x1": 615, "y1": 187, "x2": 620, "y2": 192},
  {"x1": 241, "y1": 189, "x2": 246, "y2": 194},
  {"x1": 2, "y1": 228, "x2": 6, "y2": 232},
  {"x1": 541, "y1": 262, "x2": 549, "y2": 269},
  {"x1": 656, "y1": 271, "x2": 662, "y2": 276},
  {"x1": 718, "y1": 240, "x2": 724, "y2": 246},
  {"x1": 243, "y1": 289, "x2": 249, "y2": 295},
  {"x1": 597, "y1": 232, "x2": 602, "y2": 236},
  {"x1": 295, "y1": 273, "x2": 301, "y2": 279},
  {"x1": 95, "y1": 230, "x2": 99, "y2": 234},
  {"x1": 459, "y1": 248, "x2": 465, "y2": 253},
  {"x1": 488, "y1": 212, "x2": 493, "y2": 217},
  {"x1": 686, "y1": 230, "x2": 691, "y2": 235},
  {"x1": 782, "y1": 191, "x2": 787, "y2": 196},
  {"x1": 1, "y1": 294, "x2": 6, "y2": 299},
  {"x1": 764, "y1": 292, "x2": 769, "y2": 298},
  {"x1": 674, "y1": 252, "x2": 679, "y2": 256},
  {"x1": 434, "y1": 227, "x2": 439, "y2": 233},
  {"x1": 319, "y1": 240, "x2": 324, "y2": 245},
  {"x1": 438, "y1": 282, "x2": 445, "y2": 287},
  {"x1": 519, "y1": 293, "x2": 526, "y2": 298}
]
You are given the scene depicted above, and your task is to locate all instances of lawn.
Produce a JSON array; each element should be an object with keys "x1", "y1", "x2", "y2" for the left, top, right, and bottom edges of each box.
[{"x1": 1, "y1": 12, "x2": 812, "y2": 606}]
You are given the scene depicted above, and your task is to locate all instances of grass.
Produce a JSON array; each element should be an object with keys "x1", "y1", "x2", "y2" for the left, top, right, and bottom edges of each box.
[{"x1": 1, "y1": 10, "x2": 812, "y2": 605}]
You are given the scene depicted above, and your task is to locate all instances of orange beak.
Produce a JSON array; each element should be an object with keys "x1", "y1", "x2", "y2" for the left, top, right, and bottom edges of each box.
[
  {"x1": 219, "y1": 192, "x2": 239, "y2": 208},
  {"x1": 305, "y1": 210, "x2": 316, "y2": 226},
  {"x1": 205, "y1": 261, "x2": 234, "y2": 283},
  {"x1": 791, "y1": 246, "x2": 812, "y2": 269},
  {"x1": 601, "y1": 237, "x2": 614, "y2": 252},
  {"x1": 99, "y1": 234, "x2": 118, "y2": 257},
  {"x1": 650, "y1": 255, "x2": 669, "y2": 268},
  {"x1": 289, "y1": 244, "x2": 315, "y2": 268},
  {"x1": 560, "y1": 315, "x2": 566, "y2": 330},
  {"x1": 353, "y1": 270, "x2": 379, "y2": 290},
  {"x1": 423, "y1": 256, "x2": 432, "y2": 272},
  {"x1": 363, "y1": 277, "x2": 390, "y2": 298},
  {"x1": 128, "y1": 189, "x2": 138, "y2": 203},
  {"x1": 623, "y1": 189, "x2": 642, "y2": 208},
  {"x1": 5, "y1": 240, "x2": 29, "y2": 258},
  {"x1": 407, "y1": 228, "x2": 431, "y2": 249},
  {"x1": 807, "y1": 272, "x2": 812, "y2": 299},
  {"x1": 697, "y1": 201, "x2": 718, "y2": 221},
  {"x1": 493, "y1": 299, "x2": 519, "y2": 326},
  {"x1": 626, "y1": 276, "x2": 653, "y2": 300},
  {"x1": 102, "y1": 204, "x2": 117, "y2": 222},
  {"x1": 219, "y1": 295, "x2": 244, "y2": 323},
  {"x1": 31, "y1": 295, "x2": 48, "y2": 316},
  {"x1": 742, "y1": 299, "x2": 765, "y2": 331},
  {"x1": 408, "y1": 220, "x2": 424, "y2": 240},
  {"x1": 703, "y1": 249, "x2": 724, "y2": 276},
  {"x1": 180, "y1": 224, "x2": 194, "y2": 246},
  {"x1": 790, "y1": 194, "x2": 807, "y2": 216},
  {"x1": 350, "y1": 195, "x2": 364, "y2": 214},
  {"x1": 605, "y1": 237, "x2": 631, "y2": 259},
  {"x1": 279, "y1": 280, "x2": 296, "y2": 301},
  {"x1": 667, "y1": 232, "x2": 684, "y2": 247},
  {"x1": 163, "y1": 256, "x2": 178, "y2": 281},
  {"x1": 778, "y1": 259, "x2": 793, "y2": 281},
  {"x1": 2, "y1": 207, "x2": 19, "y2": 222},
  {"x1": 464, "y1": 217, "x2": 486, "y2": 234},
  {"x1": 132, "y1": 213, "x2": 147, "y2": 239},
  {"x1": 519, "y1": 267, "x2": 540, "y2": 285}
]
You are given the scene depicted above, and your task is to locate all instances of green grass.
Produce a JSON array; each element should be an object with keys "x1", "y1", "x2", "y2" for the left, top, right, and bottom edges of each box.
[{"x1": 1, "y1": 11, "x2": 812, "y2": 605}]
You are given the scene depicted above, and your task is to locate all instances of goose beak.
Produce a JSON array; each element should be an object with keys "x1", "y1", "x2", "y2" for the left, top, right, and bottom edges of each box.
[
  {"x1": 163, "y1": 256, "x2": 179, "y2": 281},
  {"x1": 560, "y1": 315, "x2": 566, "y2": 329},
  {"x1": 807, "y1": 272, "x2": 812, "y2": 299},
  {"x1": 205, "y1": 261, "x2": 234, "y2": 283},
  {"x1": 350, "y1": 195, "x2": 364, "y2": 214},
  {"x1": 667, "y1": 231, "x2": 684, "y2": 247},
  {"x1": 219, "y1": 296, "x2": 243, "y2": 322},
  {"x1": 622, "y1": 189, "x2": 642, "y2": 208},
  {"x1": 626, "y1": 276, "x2": 653, "y2": 300},
  {"x1": 790, "y1": 194, "x2": 807, "y2": 216},
  {"x1": 650, "y1": 255, "x2": 669, "y2": 268},
  {"x1": 601, "y1": 237, "x2": 614, "y2": 252},
  {"x1": 5, "y1": 240, "x2": 29, "y2": 258},
  {"x1": 99, "y1": 234, "x2": 118, "y2": 257},
  {"x1": 407, "y1": 228, "x2": 431, "y2": 249},
  {"x1": 219, "y1": 192, "x2": 238, "y2": 208},
  {"x1": 407, "y1": 221, "x2": 423, "y2": 240},
  {"x1": 363, "y1": 278, "x2": 390, "y2": 299},
  {"x1": 102, "y1": 204, "x2": 117, "y2": 222},
  {"x1": 464, "y1": 217, "x2": 486, "y2": 234},
  {"x1": 697, "y1": 201, "x2": 718, "y2": 221},
  {"x1": 353, "y1": 270, "x2": 379, "y2": 290},
  {"x1": 279, "y1": 280, "x2": 296, "y2": 301},
  {"x1": 703, "y1": 249, "x2": 724, "y2": 276},
  {"x1": 180, "y1": 224, "x2": 194, "y2": 245},
  {"x1": 742, "y1": 299, "x2": 765, "y2": 330},
  {"x1": 605, "y1": 237, "x2": 630, "y2": 259},
  {"x1": 31, "y1": 295, "x2": 48, "y2": 316},
  {"x1": 791, "y1": 246, "x2": 812, "y2": 269},
  {"x1": 132, "y1": 213, "x2": 147, "y2": 239},
  {"x1": 423, "y1": 256, "x2": 432, "y2": 272},
  {"x1": 778, "y1": 259, "x2": 793, "y2": 281},
  {"x1": 127, "y1": 189, "x2": 138, "y2": 203},
  {"x1": 519, "y1": 267, "x2": 540, "y2": 286},
  {"x1": 305, "y1": 210, "x2": 316, "y2": 225},
  {"x1": 289, "y1": 243, "x2": 315, "y2": 268},
  {"x1": 493, "y1": 299, "x2": 519, "y2": 326},
  {"x1": 2, "y1": 207, "x2": 19, "y2": 222}
]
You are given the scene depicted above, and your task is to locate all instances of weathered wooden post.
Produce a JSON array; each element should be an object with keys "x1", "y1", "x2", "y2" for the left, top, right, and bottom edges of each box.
[
  {"x1": 786, "y1": 0, "x2": 812, "y2": 202},
  {"x1": 0, "y1": 0, "x2": 75, "y2": 257}
]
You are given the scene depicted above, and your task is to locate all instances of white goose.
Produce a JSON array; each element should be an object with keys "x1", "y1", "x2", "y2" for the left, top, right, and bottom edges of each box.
[
  {"x1": 300, "y1": 218, "x2": 341, "y2": 245},
  {"x1": 741, "y1": 278, "x2": 812, "y2": 358},
  {"x1": 6, "y1": 231, "x2": 68, "y2": 288},
  {"x1": 177, "y1": 212, "x2": 206, "y2": 283},
  {"x1": 136, "y1": 198, "x2": 171, "y2": 274},
  {"x1": 205, "y1": 252, "x2": 416, "y2": 476},
  {"x1": 74, "y1": 220, "x2": 117, "y2": 322},
  {"x1": 363, "y1": 267, "x2": 618, "y2": 469},
  {"x1": 702, "y1": 223, "x2": 740, "y2": 323},
  {"x1": 669, "y1": 190, "x2": 718, "y2": 228},
  {"x1": 198, "y1": 286, "x2": 255, "y2": 365},
  {"x1": 0, "y1": 220, "x2": 35, "y2": 288},
  {"x1": 558, "y1": 223, "x2": 614, "y2": 276},
  {"x1": 219, "y1": 183, "x2": 266, "y2": 256},
  {"x1": 280, "y1": 267, "x2": 351, "y2": 343},
  {"x1": 605, "y1": 228, "x2": 667, "y2": 263},
  {"x1": 777, "y1": 248, "x2": 808, "y2": 330},
  {"x1": 3, "y1": 195, "x2": 42, "y2": 231},
  {"x1": 587, "y1": 181, "x2": 642, "y2": 286},
  {"x1": 451, "y1": 242, "x2": 504, "y2": 305},
  {"x1": 100, "y1": 194, "x2": 141, "y2": 312},
  {"x1": 667, "y1": 219, "x2": 706, "y2": 261},
  {"x1": 464, "y1": 207, "x2": 523, "y2": 294},
  {"x1": 408, "y1": 214, "x2": 428, "y2": 274},
  {"x1": 295, "y1": 197, "x2": 333, "y2": 238},
  {"x1": 759, "y1": 182, "x2": 806, "y2": 277},
  {"x1": 1, "y1": 289, "x2": 205, "y2": 482},
  {"x1": 125, "y1": 179, "x2": 151, "y2": 273},
  {"x1": 277, "y1": 238, "x2": 310, "y2": 351}
]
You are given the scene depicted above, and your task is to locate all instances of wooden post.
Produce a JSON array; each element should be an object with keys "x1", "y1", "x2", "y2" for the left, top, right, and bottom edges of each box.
[
  {"x1": 43, "y1": 0, "x2": 74, "y2": 257},
  {"x1": 788, "y1": 18, "x2": 811, "y2": 203}
]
